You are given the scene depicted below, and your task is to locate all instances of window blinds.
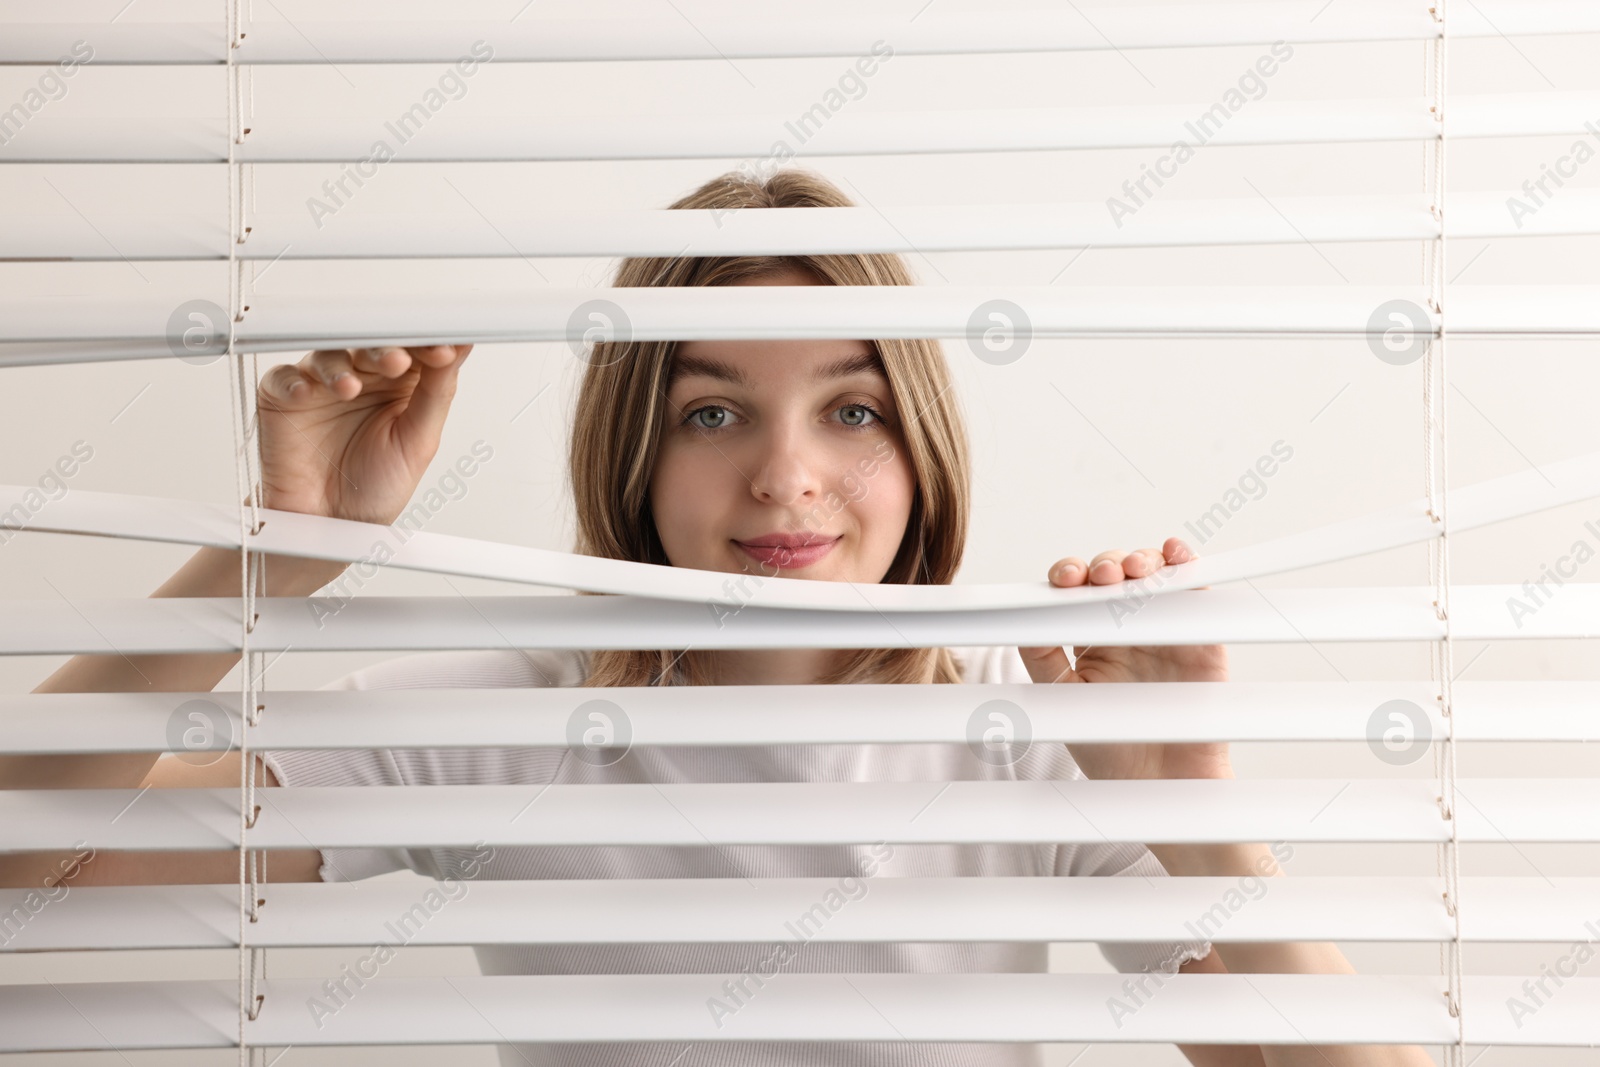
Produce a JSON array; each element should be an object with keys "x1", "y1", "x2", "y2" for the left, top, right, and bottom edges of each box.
[{"x1": 2, "y1": 1, "x2": 1598, "y2": 1063}]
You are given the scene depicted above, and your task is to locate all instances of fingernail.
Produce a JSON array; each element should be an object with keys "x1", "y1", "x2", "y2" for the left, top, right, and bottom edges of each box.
[
  {"x1": 1057, "y1": 563, "x2": 1083, "y2": 581},
  {"x1": 331, "y1": 372, "x2": 352, "y2": 387}
]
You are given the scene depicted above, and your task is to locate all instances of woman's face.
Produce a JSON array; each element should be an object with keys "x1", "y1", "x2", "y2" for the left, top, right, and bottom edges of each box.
[{"x1": 650, "y1": 270, "x2": 915, "y2": 585}]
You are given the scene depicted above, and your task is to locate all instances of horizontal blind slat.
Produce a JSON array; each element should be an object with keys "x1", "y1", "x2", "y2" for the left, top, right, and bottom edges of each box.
[
  {"x1": 16, "y1": 973, "x2": 1600, "y2": 1048},
  {"x1": 2, "y1": 780, "x2": 1595, "y2": 851},
  {"x1": 5, "y1": 4, "x2": 1599, "y2": 63},
  {"x1": 9, "y1": 286, "x2": 1600, "y2": 361},
  {"x1": 11, "y1": 191, "x2": 1600, "y2": 261},
  {"x1": 2, "y1": 680, "x2": 1595, "y2": 753},
  {"x1": 0, "y1": 584, "x2": 1593, "y2": 655},
  {"x1": 6, "y1": 877, "x2": 1598, "y2": 952},
  {"x1": 5, "y1": 94, "x2": 1598, "y2": 163}
]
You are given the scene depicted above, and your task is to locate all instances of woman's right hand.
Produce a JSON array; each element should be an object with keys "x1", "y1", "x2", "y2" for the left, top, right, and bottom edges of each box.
[{"x1": 257, "y1": 345, "x2": 473, "y2": 524}]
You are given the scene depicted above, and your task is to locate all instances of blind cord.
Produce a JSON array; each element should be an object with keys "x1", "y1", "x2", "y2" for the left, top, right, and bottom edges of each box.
[
  {"x1": 1423, "y1": 1, "x2": 1465, "y2": 1060},
  {"x1": 226, "y1": 0, "x2": 267, "y2": 1062}
]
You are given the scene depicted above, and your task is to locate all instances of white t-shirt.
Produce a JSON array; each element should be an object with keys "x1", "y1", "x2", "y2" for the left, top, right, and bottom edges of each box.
[{"x1": 263, "y1": 645, "x2": 1212, "y2": 1067}]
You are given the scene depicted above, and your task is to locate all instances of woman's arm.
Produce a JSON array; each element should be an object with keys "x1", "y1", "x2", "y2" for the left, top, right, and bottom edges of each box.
[
  {"x1": 0, "y1": 545, "x2": 345, "y2": 889},
  {"x1": 1174, "y1": 948, "x2": 1268, "y2": 1067},
  {"x1": 1018, "y1": 539, "x2": 1434, "y2": 1067},
  {"x1": 1160, "y1": 842, "x2": 1435, "y2": 1067},
  {"x1": 0, "y1": 344, "x2": 473, "y2": 890}
]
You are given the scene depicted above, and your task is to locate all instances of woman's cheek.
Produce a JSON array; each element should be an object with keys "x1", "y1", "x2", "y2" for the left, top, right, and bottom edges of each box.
[{"x1": 861, "y1": 453, "x2": 915, "y2": 545}]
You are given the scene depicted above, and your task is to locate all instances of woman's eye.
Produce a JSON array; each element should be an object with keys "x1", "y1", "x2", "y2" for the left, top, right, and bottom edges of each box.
[
  {"x1": 838, "y1": 403, "x2": 885, "y2": 430},
  {"x1": 684, "y1": 402, "x2": 886, "y2": 432},
  {"x1": 686, "y1": 405, "x2": 734, "y2": 431}
]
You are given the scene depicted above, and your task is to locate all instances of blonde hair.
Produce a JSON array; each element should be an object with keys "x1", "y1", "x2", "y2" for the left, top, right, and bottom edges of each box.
[{"x1": 570, "y1": 168, "x2": 972, "y2": 688}]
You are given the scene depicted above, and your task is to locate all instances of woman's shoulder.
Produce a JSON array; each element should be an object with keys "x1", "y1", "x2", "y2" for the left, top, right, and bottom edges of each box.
[{"x1": 320, "y1": 647, "x2": 591, "y2": 691}]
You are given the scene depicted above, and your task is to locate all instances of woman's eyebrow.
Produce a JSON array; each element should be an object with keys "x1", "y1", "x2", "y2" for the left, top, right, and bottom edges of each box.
[
  {"x1": 666, "y1": 354, "x2": 750, "y2": 390},
  {"x1": 812, "y1": 351, "x2": 887, "y2": 383},
  {"x1": 666, "y1": 351, "x2": 884, "y2": 390}
]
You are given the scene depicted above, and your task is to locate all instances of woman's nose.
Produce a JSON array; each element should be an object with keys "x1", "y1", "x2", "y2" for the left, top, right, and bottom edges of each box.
[{"x1": 747, "y1": 427, "x2": 824, "y2": 506}]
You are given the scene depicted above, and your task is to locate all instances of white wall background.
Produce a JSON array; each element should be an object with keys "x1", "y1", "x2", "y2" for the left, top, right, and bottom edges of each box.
[{"x1": 1, "y1": 0, "x2": 1598, "y2": 1064}]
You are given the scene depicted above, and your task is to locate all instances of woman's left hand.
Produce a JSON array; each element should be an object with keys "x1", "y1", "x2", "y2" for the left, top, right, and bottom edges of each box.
[{"x1": 1016, "y1": 536, "x2": 1232, "y2": 781}]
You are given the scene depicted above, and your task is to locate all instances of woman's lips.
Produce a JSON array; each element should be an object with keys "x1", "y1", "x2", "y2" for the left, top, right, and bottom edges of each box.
[{"x1": 733, "y1": 536, "x2": 840, "y2": 570}]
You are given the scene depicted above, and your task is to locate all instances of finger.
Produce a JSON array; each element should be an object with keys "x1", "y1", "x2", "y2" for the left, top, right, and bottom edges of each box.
[
  {"x1": 1121, "y1": 547, "x2": 1167, "y2": 579},
  {"x1": 352, "y1": 346, "x2": 412, "y2": 379},
  {"x1": 305, "y1": 349, "x2": 362, "y2": 399},
  {"x1": 408, "y1": 344, "x2": 462, "y2": 368},
  {"x1": 259, "y1": 361, "x2": 322, "y2": 408},
  {"x1": 1015, "y1": 644, "x2": 1081, "y2": 685},
  {"x1": 395, "y1": 345, "x2": 471, "y2": 447},
  {"x1": 1162, "y1": 536, "x2": 1211, "y2": 590},
  {"x1": 1088, "y1": 549, "x2": 1128, "y2": 585},
  {"x1": 1047, "y1": 556, "x2": 1090, "y2": 587}
]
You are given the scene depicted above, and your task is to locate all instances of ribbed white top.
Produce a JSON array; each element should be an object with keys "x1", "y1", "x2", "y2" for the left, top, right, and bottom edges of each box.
[{"x1": 263, "y1": 645, "x2": 1212, "y2": 1067}]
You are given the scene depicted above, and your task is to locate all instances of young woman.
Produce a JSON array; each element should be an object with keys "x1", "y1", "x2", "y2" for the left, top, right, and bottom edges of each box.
[{"x1": 6, "y1": 170, "x2": 1432, "y2": 1067}]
